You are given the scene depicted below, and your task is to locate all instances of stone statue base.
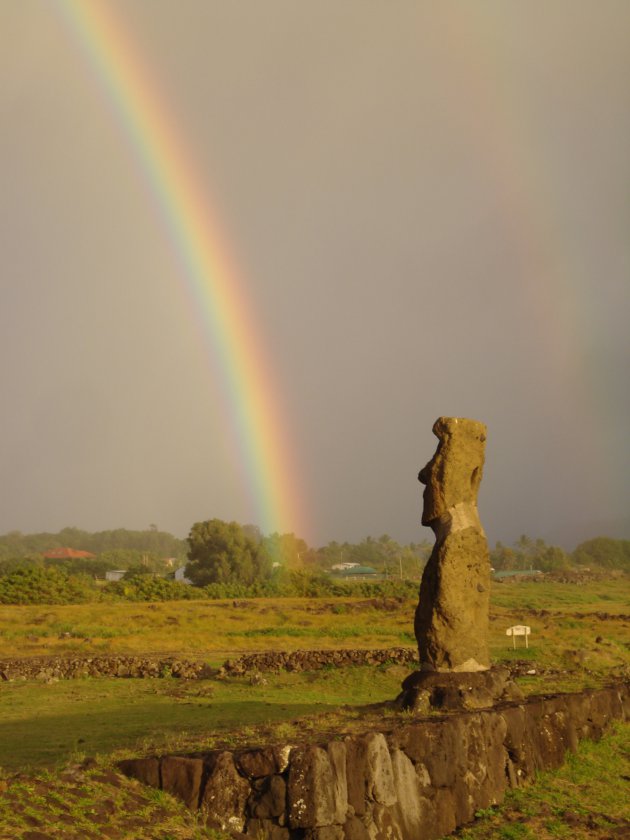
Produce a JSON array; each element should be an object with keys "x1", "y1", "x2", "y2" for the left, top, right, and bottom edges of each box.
[{"x1": 396, "y1": 667, "x2": 524, "y2": 713}]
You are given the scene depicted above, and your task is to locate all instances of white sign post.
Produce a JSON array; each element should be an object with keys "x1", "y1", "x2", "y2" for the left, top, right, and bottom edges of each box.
[{"x1": 506, "y1": 625, "x2": 531, "y2": 649}]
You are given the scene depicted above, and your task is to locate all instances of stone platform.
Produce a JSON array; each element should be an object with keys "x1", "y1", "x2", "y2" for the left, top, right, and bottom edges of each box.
[
  {"x1": 119, "y1": 681, "x2": 629, "y2": 839},
  {"x1": 396, "y1": 666, "x2": 524, "y2": 712}
]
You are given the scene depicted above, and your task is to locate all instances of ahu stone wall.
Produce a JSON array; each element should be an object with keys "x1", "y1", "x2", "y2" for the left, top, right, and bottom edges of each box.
[
  {"x1": 0, "y1": 655, "x2": 214, "y2": 682},
  {"x1": 0, "y1": 648, "x2": 418, "y2": 683},
  {"x1": 119, "y1": 681, "x2": 628, "y2": 839}
]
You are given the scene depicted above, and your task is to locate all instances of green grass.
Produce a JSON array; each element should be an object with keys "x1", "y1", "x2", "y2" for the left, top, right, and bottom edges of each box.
[
  {"x1": 225, "y1": 624, "x2": 415, "y2": 641},
  {"x1": 1, "y1": 579, "x2": 627, "y2": 668},
  {"x1": 490, "y1": 577, "x2": 629, "y2": 613},
  {"x1": 0, "y1": 759, "x2": 217, "y2": 839},
  {"x1": 0, "y1": 577, "x2": 628, "y2": 838},
  {"x1": 0, "y1": 665, "x2": 406, "y2": 773},
  {"x1": 0, "y1": 578, "x2": 627, "y2": 776},
  {"x1": 0, "y1": 598, "x2": 417, "y2": 659}
]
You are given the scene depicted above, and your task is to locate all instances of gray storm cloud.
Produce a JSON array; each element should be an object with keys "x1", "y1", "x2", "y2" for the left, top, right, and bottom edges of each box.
[{"x1": 0, "y1": 1, "x2": 628, "y2": 548}]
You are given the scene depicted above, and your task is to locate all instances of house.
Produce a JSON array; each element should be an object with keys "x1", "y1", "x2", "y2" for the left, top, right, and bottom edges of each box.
[{"x1": 105, "y1": 569, "x2": 127, "y2": 582}]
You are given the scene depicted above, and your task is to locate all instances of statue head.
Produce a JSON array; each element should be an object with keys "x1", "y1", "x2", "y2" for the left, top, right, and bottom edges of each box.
[{"x1": 418, "y1": 417, "x2": 487, "y2": 527}]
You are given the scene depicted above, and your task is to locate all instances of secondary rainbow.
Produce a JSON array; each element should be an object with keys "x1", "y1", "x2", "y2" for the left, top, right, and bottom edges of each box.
[{"x1": 57, "y1": 0, "x2": 305, "y2": 538}]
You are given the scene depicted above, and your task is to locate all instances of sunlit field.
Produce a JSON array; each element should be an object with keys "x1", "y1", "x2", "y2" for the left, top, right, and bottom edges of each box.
[
  {"x1": 0, "y1": 578, "x2": 628, "y2": 669},
  {"x1": 0, "y1": 577, "x2": 628, "y2": 769},
  {"x1": 0, "y1": 576, "x2": 628, "y2": 838}
]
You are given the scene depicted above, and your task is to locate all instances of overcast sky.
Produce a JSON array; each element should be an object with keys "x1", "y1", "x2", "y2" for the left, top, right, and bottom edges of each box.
[{"x1": 1, "y1": 1, "x2": 628, "y2": 550}]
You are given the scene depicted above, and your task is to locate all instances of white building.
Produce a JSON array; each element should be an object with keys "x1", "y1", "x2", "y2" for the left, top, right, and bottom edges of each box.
[{"x1": 174, "y1": 566, "x2": 192, "y2": 585}]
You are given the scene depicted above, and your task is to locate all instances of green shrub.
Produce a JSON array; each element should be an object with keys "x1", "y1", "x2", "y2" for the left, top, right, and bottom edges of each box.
[
  {"x1": 0, "y1": 567, "x2": 98, "y2": 605},
  {"x1": 104, "y1": 575, "x2": 204, "y2": 602}
]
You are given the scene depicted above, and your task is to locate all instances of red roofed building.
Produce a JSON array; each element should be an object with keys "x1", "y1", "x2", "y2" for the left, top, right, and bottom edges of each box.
[{"x1": 42, "y1": 547, "x2": 95, "y2": 560}]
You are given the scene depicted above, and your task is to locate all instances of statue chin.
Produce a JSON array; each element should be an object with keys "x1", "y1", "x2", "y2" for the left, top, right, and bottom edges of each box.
[{"x1": 429, "y1": 501, "x2": 485, "y2": 543}]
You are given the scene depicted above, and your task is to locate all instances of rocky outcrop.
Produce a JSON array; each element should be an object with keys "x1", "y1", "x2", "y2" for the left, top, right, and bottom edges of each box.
[
  {"x1": 415, "y1": 417, "x2": 491, "y2": 673},
  {"x1": 118, "y1": 682, "x2": 629, "y2": 838}
]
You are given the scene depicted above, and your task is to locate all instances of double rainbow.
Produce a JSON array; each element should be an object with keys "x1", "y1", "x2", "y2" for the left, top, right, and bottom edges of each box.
[{"x1": 57, "y1": 0, "x2": 304, "y2": 538}]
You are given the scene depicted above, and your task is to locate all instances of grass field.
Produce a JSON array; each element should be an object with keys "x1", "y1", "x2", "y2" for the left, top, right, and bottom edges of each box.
[
  {"x1": 1, "y1": 578, "x2": 628, "y2": 665},
  {"x1": 0, "y1": 576, "x2": 628, "y2": 838}
]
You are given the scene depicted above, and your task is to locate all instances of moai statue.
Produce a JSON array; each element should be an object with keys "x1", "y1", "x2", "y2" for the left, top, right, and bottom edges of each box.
[
  {"x1": 398, "y1": 417, "x2": 523, "y2": 710},
  {"x1": 414, "y1": 416, "x2": 490, "y2": 672}
]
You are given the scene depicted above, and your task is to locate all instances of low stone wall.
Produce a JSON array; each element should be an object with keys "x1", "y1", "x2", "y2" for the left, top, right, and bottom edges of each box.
[
  {"x1": 0, "y1": 648, "x2": 419, "y2": 683},
  {"x1": 0, "y1": 655, "x2": 213, "y2": 682},
  {"x1": 119, "y1": 682, "x2": 629, "y2": 839},
  {"x1": 220, "y1": 647, "x2": 418, "y2": 675}
]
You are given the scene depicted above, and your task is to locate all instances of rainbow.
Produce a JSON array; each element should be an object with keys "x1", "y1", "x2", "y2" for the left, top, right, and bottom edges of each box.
[{"x1": 56, "y1": 0, "x2": 305, "y2": 538}]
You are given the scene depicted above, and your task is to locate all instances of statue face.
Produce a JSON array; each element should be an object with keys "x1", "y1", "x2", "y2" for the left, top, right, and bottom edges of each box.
[
  {"x1": 418, "y1": 443, "x2": 444, "y2": 526},
  {"x1": 418, "y1": 417, "x2": 487, "y2": 528}
]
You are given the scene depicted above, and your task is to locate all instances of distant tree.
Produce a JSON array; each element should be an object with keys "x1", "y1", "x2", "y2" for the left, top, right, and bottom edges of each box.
[
  {"x1": 490, "y1": 541, "x2": 519, "y2": 570},
  {"x1": 536, "y1": 544, "x2": 570, "y2": 572},
  {"x1": 242, "y1": 524, "x2": 263, "y2": 545},
  {"x1": 262, "y1": 532, "x2": 308, "y2": 570},
  {"x1": 99, "y1": 549, "x2": 175, "y2": 573},
  {"x1": 490, "y1": 537, "x2": 569, "y2": 572},
  {"x1": 572, "y1": 537, "x2": 630, "y2": 571},
  {"x1": 0, "y1": 555, "x2": 45, "y2": 576},
  {"x1": 122, "y1": 565, "x2": 154, "y2": 579},
  {"x1": 185, "y1": 519, "x2": 272, "y2": 586}
]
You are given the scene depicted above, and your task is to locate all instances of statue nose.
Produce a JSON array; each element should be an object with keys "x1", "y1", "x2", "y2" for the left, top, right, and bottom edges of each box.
[{"x1": 418, "y1": 465, "x2": 429, "y2": 484}]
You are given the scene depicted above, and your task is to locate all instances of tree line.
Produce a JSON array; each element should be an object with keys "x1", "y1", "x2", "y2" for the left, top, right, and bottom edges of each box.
[
  {"x1": 0, "y1": 522, "x2": 628, "y2": 594},
  {"x1": 490, "y1": 534, "x2": 630, "y2": 573}
]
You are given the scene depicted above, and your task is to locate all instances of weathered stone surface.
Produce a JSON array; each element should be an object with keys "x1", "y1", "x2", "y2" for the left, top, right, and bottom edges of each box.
[
  {"x1": 345, "y1": 732, "x2": 396, "y2": 817},
  {"x1": 304, "y1": 827, "x2": 346, "y2": 840},
  {"x1": 326, "y1": 741, "x2": 349, "y2": 825},
  {"x1": 398, "y1": 667, "x2": 524, "y2": 711},
  {"x1": 389, "y1": 716, "x2": 467, "y2": 787},
  {"x1": 161, "y1": 756, "x2": 203, "y2": 810},
  {"x1": 415, "y1": 416, "x2": 490, "y2": 673},
  {"x1": 388, "y1": 748, "x2": 433, "y2": 838},
  {"x1": 221, "y1": 647, "x2": 418, "y2": 676},
  {"x1": 245, "y1": 818, "x2": 289, "y2": 839},
  {"x1": 248, "y1": 774, "x2": 287, "y2": 819},
  {"x1": 200, "y1": 751, "x2": 251, "y2": 832},
  {"x1": 117, "y1": 757, "x2": 160, "y2": 788},
  {"x1": 432, "y1": 786, "x2": 458, "y2": 837},
  {"x1": 288, "y1": 745, "x2": 336, "y2": 828},
  {"x1": 342, "y1": 815, "x2": 371, "y2": 840},
  {"x1": 237, "y1": 745, "x2": 293, "y2": 779}
]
